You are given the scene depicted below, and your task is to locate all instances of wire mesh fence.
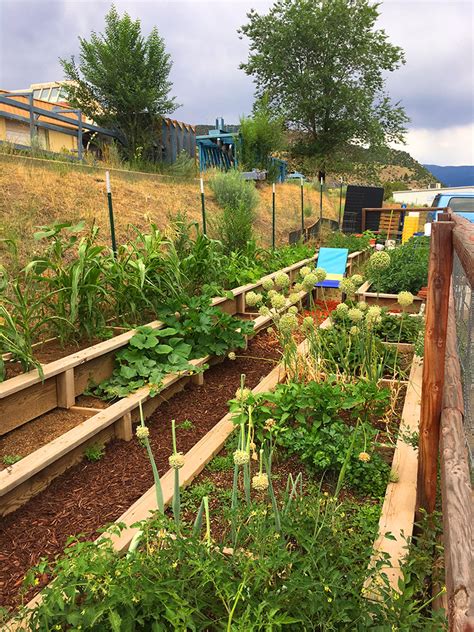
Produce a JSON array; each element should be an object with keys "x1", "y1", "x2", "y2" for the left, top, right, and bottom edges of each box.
[{"x1": 452, "y1": 250, "x2": 474, "y2": 478}]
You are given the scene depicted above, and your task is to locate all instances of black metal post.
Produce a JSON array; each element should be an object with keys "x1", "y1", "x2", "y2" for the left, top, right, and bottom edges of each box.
[
  {"x1": 272, "y1": 182, "x2": 276, "y2": 250},
  {"x1": 200, "y1": 177, "x2": 207, "y2": 235},
  {"x1": 338, "y1": 179, "x2": 343, "y2": 229},
  {"x1": 300, "y1": 177, "x2": 305, "y2": 237},
  {"x1": 106, "y1": 171, "x2": 117, "y2": 256},
  {"x1": 319, "y1": 177, "x2": 323, "y2": 224}
]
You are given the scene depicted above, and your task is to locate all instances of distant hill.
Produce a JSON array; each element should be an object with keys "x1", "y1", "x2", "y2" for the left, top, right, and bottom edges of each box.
[{"x1": 423, "y1": 164, "x2": 474, "y2": 187}]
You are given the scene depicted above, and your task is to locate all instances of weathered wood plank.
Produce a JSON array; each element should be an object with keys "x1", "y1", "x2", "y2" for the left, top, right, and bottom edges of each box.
[
  {"x1": 366, "y1": 355, "x2": 423, "y2": 593},
  {"x1": 439, "y1": 295, "x2": 474, "y2": 631},
  {"x1": 416, "y1": 220, "x2": 454, "y2": 515}
]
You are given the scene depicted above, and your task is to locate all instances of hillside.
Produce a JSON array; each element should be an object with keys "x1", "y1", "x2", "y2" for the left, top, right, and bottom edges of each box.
[
  {"x1": 0, "y1": 153, "x2": 337, "y2": 270},
  {"x1": 423, "y1": 164, "x2": 474, "y2": 187}
]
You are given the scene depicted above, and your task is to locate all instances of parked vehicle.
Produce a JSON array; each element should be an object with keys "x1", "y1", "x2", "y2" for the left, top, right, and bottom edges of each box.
[{"x1": 429, "y1": 193, "x2": 474, "y2": 222}]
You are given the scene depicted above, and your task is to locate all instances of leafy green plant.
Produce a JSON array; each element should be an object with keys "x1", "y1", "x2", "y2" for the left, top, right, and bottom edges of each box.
[
  {"x1": 365, "y1": 236, "x2": 430, "y2": 294},
  {"x1": 180, "y1": 480, "x2": 216, "y2": 513},
  {"x1": 2, "y1": 454, "x2": 22, "y2": 466},
  {"x1": 207, "y1": 454, "x2": 234, "y2": 472},
  {"x1": 83, "y1": 443, "x2": 105, "y2": 462},
  {"x1": 325, "y1": 230, "x2": 373, "y2": 252},
  {"x1": 157, "y1": 295, "x2": 254, "y2": 358},
  {"x1": 209, "y1": 170, "x2": 259, "y2": 253},
  {"x1": 91, "y1": 325, "x2": 196, "y2": 400}
]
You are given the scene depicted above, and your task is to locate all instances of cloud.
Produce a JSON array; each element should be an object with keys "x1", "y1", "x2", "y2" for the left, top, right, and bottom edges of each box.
[{"x1": 392, "y1": 122, "x2": 474, "y2": 165}]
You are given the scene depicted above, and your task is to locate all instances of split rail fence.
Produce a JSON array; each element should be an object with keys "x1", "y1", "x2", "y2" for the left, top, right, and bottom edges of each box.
[{"x1": 416, "y1": 212, "x2": 474, "y2": 631}]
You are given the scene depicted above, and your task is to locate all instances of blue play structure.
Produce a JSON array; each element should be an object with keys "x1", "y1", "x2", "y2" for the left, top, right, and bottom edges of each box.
[
  {"x1": 196, "y1": 117, "x2": 287, "y2": 182},
  {"x1": 315, "y1": 248, "x2": 349, "y2": 288}
]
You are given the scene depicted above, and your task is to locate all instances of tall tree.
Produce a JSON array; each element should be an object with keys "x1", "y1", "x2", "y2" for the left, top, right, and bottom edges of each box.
[
  {"x1": 61, "y1": 6, "x2": 178, "y2": 160},
  {"x1": 239, "y1": 95, "x2": 285, "y2": 173},
  {"x1": 239, "y1": 0, "x2": 408, "y2": 174}
]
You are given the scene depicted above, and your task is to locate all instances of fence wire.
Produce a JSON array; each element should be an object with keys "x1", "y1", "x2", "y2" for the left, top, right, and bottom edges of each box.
[{"x1": 452, "y1": 251, "x2": 474, "y2": 477}]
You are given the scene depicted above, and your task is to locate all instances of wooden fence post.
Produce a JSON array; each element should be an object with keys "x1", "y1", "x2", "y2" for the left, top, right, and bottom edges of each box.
[{"x1": 416, "y1": 218, "x2": 454, "y2": 516}]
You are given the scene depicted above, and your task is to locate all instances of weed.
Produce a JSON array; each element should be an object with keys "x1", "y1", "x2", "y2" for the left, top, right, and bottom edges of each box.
[
  {"x1": 177, "y1": 419, "x2": 194, "y2": 431},
  {"x1": 180, "y1": 480, "x2": 216, "y2": 513},
  {"x1": 2, "y1": 454, "x2": 22, "y2": 466},
  {"x1": 207, "y1": 454, "x2": 233, "y2": 472},
  {"x1": 84, "y1": 443, "x2": 105, "y2": 462}
]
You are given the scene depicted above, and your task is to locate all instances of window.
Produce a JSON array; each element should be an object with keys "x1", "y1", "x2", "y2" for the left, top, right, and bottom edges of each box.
[
  {"x1": 448, "y1": 197, "x2": 474, "y2": 213},
  {"x1": 33, "y1": 89, "x2": 41, "y2": 99},
  {"x1": 5, "y1": 120, "x2": 30, "y2": 146},
  {"x1": 50, "y1": 87, "x2": 59, "y2": 102},
  {"x1": 59, "y1": 88, "x2": 68, "y2": 101},
  {"x1": 40, "y1": 88, "x2": 50, "y2": 100}
]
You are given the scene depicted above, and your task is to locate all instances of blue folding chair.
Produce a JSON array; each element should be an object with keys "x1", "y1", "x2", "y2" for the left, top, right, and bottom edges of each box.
[{"x1": 315, "y1": 248, "x2": 349, "y2": 288}]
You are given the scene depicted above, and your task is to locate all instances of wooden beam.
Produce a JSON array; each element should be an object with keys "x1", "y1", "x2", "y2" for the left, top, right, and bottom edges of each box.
[
  {"x1": 367, "y1": 356, "x2": 423, "y2": 594},
  {"x1": 115, "y1": 411, "x2": 132, "y2": 442},
  {"x1": 416, "y1": 220, "x2": 454, "y2": 515},
  {"x1": 452, "y1": 214, "x2": 474, "y2": 288},
  {"x1": 56, "y1": 368, "x2": 75, "y2": 409},
  {"x1": 440, "y1": 293, "x2": 474, "y2": 631}
]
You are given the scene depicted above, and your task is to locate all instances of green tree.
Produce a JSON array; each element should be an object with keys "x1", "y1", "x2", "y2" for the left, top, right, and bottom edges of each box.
[
  {"x1": 239, "y1": 0, "x2": 408, "y2": 174},
  {"x1": 60, "y1": 6, "x2": 178, "y2": 160},
  {"x1": 239, "y1": 95, "x2": 285, "y2": 173}
]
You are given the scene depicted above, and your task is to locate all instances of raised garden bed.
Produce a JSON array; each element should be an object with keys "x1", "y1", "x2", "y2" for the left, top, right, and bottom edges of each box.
[
  {"x1": 356, "y1": 280, "x2": 424, "y2": 313},
  {"x1": 8, "y1": 335, "x2": 433, "y2": 629}
]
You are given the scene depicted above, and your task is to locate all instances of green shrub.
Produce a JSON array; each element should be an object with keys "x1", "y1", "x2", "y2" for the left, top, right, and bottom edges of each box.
[
  {"x1": 366, "y1": 236, "x2": 430, "y2": 294},
  {"x1": 209, "y1": 170, "x2": 259, "y2": 253}
]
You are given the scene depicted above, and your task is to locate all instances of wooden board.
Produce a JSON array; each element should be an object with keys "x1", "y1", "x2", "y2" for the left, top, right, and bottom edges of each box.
[
  {"x1": 0, "y1": 377, "x2": 58, "y2": 435},
  {"x1": 366, "y1": 355, "x2": 423, "y2": 594}
]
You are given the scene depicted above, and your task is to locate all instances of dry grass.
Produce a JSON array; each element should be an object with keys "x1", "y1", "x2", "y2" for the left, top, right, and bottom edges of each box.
[{"x1": 0, "y1": 154, "x2": 338, "y2": 269}]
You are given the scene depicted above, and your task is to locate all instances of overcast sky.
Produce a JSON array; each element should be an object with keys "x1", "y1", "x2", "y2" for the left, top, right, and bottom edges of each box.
[{"x1": 0, "y1": 0, "x2": 473, "y2": 165}]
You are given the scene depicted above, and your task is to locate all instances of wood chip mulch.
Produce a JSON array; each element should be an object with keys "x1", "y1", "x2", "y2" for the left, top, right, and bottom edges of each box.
[{"x1": 0, "y1": 332, "x2": 281, "y2": 611}]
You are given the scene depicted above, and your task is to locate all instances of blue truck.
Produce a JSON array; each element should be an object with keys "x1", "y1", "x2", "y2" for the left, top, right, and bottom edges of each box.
[{"x1": 429, "y1": 192, "x2": 474, "y2": 222}]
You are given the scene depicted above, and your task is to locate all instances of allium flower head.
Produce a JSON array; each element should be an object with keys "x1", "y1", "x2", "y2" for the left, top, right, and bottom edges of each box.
[
  {"x1": 267, "y1": 289, "x2": 277, "y2": 299},
  {"x1": 246, "y1": 291, "x2": 262, "y2": 307},
  {"x1": 302, "y1": 273, "x2": 318, "y2": 291},
  {"x1": 258, "y1": 305, "x2": 271, "y2": 317},
  {"x1": 274, "y1": 272, "x2": 290, "y2": 289},
  {"x1": 262, "y1": 277, "x2": 274, "y2": 291},
  {"x1": 366, "y1": 305, "x2": 382, "y2": 320},
  {"x1": 369, "y1": 251, "x2": 390, "y2": 271},
  {"x1": 358, "y1": 301, "x2": 368, "y2": 311},
  {"x1": 358, "y1": 452, "x2": 371, "y2": 462},
  {"x1": 300, "y1": 266, "x2": 311, "y2": 277},
  {"x1": 278, "y1": 312, "x2": 298, "y2": 334},
  {"x1": 335, "y1": 303, "x2": 349, "y2": 315},
  {"x1": 397, "y1": 291, "x2": 414, "y2": 308},
  {"x1": 351, "y1": 274, "x2": 363, "y2": 287},
  {"x1": 264, "y1": 418, "x2": 276, "y2": 431},
  {"x1": 136, "y1": 426, "x2": 150, "y2": 443},
  {"x1": 293, "y1": 282, "x2": 303, "y2": 293},
  {"x1": 228, "y1": 351, "x2": 236, "y2": 361},
  {"x1": 235, "y1": 387, "x2": 252, "y2": 401},
  {"x1": 169, "y1": 452, "x2": 185, "y2": 469},
  {"x1": 349, "y1": 326, "x2": 360, "y2": 335},
  {"x1": 288, "y1": 293, "x2": 300, "y2": 305},
  {"x1": 348, "y1": 308, "x2": 364, "y2": 323},
  {"x1": 270, "y1": 293, "x2": 287, "y2": 310},
  {"x1": 233, "y1": 449, "x2": 250, "y2": 466},
  {"x1": 340, "y1": 278, "x2": 356, "y2": 296},
  {"x1": 314, "y1": 267, "x2": 327, "y2": 283},
  {"x1": 252, "y1": 472, "x2": 269, "y2": 491},
  {"x1": 288, "y1": 305, "x2": 298, "y2": 315},
  {"x1": 302, "y1": 316, "x2": 314, "y2": 332}
]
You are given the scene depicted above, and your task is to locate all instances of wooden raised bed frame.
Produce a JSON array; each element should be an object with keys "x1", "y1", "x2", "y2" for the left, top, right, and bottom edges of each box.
[
  {"x1": 9, "y1": 321, "x2": 422, "y2": 628},
  {"x1": 356, "y1": 280, "x2": 424, "y2": 313},
  {"x1": 0, "y1": 249, "x2": 368, "y2": 437}
]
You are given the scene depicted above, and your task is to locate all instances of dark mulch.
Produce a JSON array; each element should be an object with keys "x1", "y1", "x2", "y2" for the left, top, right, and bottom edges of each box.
[
  {"x1": 0, "y1": 410, "x2": 93, "y2": 469},
  {"x1": 0, "y1": 332, "x2": 281, "y2": 611}
]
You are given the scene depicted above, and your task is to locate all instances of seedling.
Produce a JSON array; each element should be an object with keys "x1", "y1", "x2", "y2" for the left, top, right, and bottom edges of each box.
[
  {"x1": 2, "y1": 454, "x2": 22, "y2": 466},
  {"x1": 84, "y1": 443, "x2": 105, "y2": 462}
]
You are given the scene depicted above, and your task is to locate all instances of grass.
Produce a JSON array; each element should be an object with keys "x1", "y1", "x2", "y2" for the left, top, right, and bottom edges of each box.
[{"x1": 0, "y1": 154, "x2": 338, "y2": 270}]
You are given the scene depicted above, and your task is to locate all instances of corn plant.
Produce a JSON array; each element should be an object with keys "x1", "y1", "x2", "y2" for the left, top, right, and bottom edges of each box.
[{"x1": 25, "y1": 222, "x2": 109, "y2": 341}]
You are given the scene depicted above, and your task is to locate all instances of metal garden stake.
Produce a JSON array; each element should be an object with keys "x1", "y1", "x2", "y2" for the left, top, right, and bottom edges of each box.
[
  {"x1": 200, "y1": 177, "x2": 207, "y2": 235},
  {"x1": 300, "y1": 177, "x2": 305, "y2": 236},
  {"x1": 105, "y1": 171, "x2": 117, "y2": 256},
  {"x1": 339, "y1": 179, "x2": 343, "y2": 229},
  {"x1": 272, "y1": 182, "x2": 276, "y2": 249}
]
